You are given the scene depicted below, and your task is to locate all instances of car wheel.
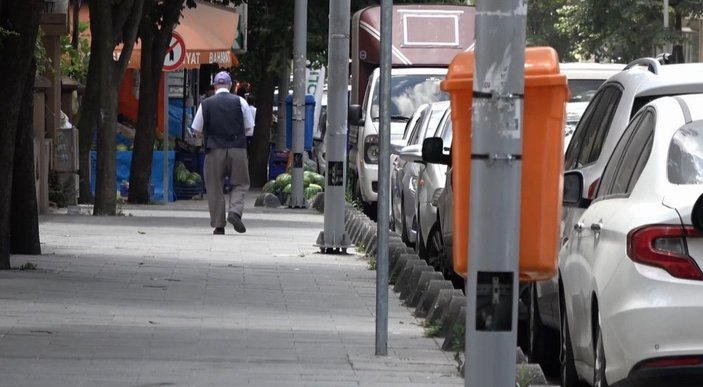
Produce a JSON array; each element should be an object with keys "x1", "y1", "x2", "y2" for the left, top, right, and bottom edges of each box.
[
  {"x1": 521, "y1": 284, "x2": 559, "y2": 377},
  {"x1": 594, "y1": 320, "x2": 608, "y2": 387},
  {"x1": 425, "y1": 222, "x2": 463, "y2": 290},
  {"x1": 560, "y1": 292, "x2": 587, "y2": 387},
  {"x1": 400, "y1": 196, "x2": 410, "y2": 246},
  {"x1": 389, "y1": 196, "x2": 397, "y2": 233},
  {"x1": 415, "y1": 206, "x2": 426, "y2": 258},
  {"x1": 424, "y1": 222, "x2": 443, "y2": 269}
]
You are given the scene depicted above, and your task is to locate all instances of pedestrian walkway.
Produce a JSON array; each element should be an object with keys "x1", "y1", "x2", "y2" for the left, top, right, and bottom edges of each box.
[{"x1": 0, "y1": 192, "x2": 464, "y2": 387}]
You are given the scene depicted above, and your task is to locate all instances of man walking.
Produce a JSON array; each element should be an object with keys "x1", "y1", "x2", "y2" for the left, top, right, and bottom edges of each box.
[{"x1": 192, "y1": 71, "x2": 255, "y2": 235}]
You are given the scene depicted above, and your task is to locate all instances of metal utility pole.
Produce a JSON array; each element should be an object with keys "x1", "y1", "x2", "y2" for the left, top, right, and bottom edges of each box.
[
  {"x1": 664, "y1": 0, "x2": 670, "y2": 29},
  {"x1": 375, "y1": 0, "x2": 392, "y2": 357},
  {"x1": 316, "y1": 0, "x2": 351, "y2": 253},
  {"x1": 163, "y1": 74, "x2": 170, "y2": 205},
  {"x1": 465, "y1": 1, "x2": 526, "y2": 386},
  {"x1": 290, "y1": 0, "x2": 307, "y2": 208}
]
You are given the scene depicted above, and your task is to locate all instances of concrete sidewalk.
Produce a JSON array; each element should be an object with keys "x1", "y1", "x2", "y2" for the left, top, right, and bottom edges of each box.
[{"x1": 0, "y1": 192, "x2": 464, "y2": 387}]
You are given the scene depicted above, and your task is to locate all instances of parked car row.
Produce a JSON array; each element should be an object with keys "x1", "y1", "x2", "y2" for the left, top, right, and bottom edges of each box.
[{"x1": 390, "y1": 56, "x2": 703, "y2": 387}]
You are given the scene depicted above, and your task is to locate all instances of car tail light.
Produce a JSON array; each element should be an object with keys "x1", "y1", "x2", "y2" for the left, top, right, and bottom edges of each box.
[
  {"x1": 587, "y1": 178, "x2": 600, "y2": 200},
  {"x1": 627, "y1": 224, "x2": 703, "y2": 281},
  {"x1": 634, "y1": 356, "x2": 703, "y2": 371}
]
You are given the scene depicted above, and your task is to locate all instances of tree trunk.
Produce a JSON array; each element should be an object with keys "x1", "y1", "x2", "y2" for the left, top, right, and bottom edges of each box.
[
  {"x1": 88, "y1": 0, "x2": 145, "y2": 215},
  {"x1": 129, "y1": 0, "x2": 183, "y2": 204},
  {"x1": 0, "y1": 0, "x2": 43, "y2": 269},
  {"x1": 72, "y1": 0, "x2": 81, "y2": 49},
  {"x1": 249, "y1": 68, "x2": 275, "y2": 187},
  {"x1": 11, "y1": 59, "x2": 41, "y2": 255},
  {"x1": 94, "y1": 73, "x2": 119, "y2": 215},
  {"x1": 77, "y1": 54, "x2": 99, "y2": 203},
  {"x1": 129, "y1": 17, "x2": 158, "y2": 203},
  {"x1": 672, "y1": 11, "x2": 685, "y2": 64}
]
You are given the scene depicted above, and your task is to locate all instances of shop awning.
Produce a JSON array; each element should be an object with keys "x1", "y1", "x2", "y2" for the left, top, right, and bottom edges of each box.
[{"x1": 78, "y1": 1, "x2": 239, "y2": 70}]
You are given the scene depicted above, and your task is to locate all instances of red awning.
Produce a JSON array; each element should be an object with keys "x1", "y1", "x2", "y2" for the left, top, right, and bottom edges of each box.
[{"x1": 78, "y1": 1, "x2": 239, "y2": 70}]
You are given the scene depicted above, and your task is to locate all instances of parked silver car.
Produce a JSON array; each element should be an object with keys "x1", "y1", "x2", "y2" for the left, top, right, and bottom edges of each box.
[
  {"x1": 391, "y1": 101, "x2": 450, "y2": 246},
  {"x1": 398, "y1": 108, "x2": 453, "y2": 277}
]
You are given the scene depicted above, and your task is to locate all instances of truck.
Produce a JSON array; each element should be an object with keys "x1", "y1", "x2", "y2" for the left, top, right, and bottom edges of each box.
[{"x1": 347, "y1": 4, "x2": 476, "y2": 216}]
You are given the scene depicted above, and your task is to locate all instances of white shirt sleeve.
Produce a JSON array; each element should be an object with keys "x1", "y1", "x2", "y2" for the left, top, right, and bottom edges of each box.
[
  {"x1": 191, "y1": 104, "x2": 204, "y2": 132},
  {"x1": 239, "y1": 97, "x2": 255, "y2": 136}
]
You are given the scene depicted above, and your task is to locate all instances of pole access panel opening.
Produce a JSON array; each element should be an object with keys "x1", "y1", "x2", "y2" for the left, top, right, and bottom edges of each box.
[{"x1": 475, "y1": 271, "x2": 513, "y2": 332}]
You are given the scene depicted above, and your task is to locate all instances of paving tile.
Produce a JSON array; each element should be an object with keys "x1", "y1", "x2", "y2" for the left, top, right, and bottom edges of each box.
[{"x1": 2, "y1": 194, "x2": 464, "y2": 386}]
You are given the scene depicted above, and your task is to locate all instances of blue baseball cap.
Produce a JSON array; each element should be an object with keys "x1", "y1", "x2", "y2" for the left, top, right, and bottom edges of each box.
[{"x1": 214, "y1": 71, "x2": 232, "y2": 85}]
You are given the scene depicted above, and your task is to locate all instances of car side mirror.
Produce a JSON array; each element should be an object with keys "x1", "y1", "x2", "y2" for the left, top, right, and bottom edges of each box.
[
  {"x1": 348, "y1": 104, "x2": 364, "y2": 126},
  {"x1": 390, "y1": 139, "x2": 407, "y2": 155},
  {"x1": 563, "y1": 171, "x2": 591, "y2": 208},
  {"x1": 398, "y1": 144, "x2": 423, "y2": 163},
  {"x1": 692, "y1": 192, "x2": 703, "y2": 231},
  {"x1": 422, "y1": 137, "x2": 451, "y2": 165}
]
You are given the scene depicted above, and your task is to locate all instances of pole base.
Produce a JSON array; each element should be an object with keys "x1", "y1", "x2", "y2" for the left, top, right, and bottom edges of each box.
[{"x1": 315, "y1": 231, "x2": 352, "y2": 254}]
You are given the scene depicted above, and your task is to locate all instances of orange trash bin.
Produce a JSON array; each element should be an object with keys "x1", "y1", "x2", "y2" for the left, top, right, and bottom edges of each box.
[{"x1": 440, "y1": 46, "x2": 568, "y2": 282}]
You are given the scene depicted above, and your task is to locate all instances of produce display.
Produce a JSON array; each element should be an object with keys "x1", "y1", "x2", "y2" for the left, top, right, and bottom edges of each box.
[
  {"x1": 174, "y1": 161, "x2": 202, "y2": 186},
  {"x1": 263, "y1": 167, "x2": 325, "y2": 202}
]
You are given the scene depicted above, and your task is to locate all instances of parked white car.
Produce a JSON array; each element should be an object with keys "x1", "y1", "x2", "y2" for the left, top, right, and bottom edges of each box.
[
  {"x1": 560, "y1": 63, "x2": 625, "y2": 149},
  {"x1": 391, "y1": 101, "x2": 450, "y2": 246},
  {"x1": 529, "y1": 58, "x2": 703, "y2": 378},
  {"x1": 559, "y1": 93, "x2": 703, "y2": 387}
]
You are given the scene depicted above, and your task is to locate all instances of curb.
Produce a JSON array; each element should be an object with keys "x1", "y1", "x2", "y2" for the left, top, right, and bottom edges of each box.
[{"x1": 344, "y1": 206, "x2": 552, "y2": 384}]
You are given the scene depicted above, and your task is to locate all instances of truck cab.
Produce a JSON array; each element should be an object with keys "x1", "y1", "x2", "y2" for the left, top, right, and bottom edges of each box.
[{"x1": 348, "y1": 4, "x2": 475, "y2": 216}]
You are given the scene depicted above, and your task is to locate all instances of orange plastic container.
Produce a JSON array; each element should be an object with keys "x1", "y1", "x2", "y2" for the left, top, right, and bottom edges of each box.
[{"x1": 440, "y1": 47, "x2": 568, "y2": 281}]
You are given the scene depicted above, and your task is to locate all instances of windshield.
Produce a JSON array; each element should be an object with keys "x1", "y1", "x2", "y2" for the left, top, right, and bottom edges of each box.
[
  {"x1": 370, "y1": 74, "x2": 448, "y2": 120},
  {"x1": 668, "y1": 122, "x2": 703, "y2": 184},
  {"x1": 568, "y1": 79, "x2": 606, "y2": 103}
]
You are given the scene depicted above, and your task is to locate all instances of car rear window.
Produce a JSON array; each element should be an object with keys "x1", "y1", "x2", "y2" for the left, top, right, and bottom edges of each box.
[{"x1": 668, "y1": 122, "x2": 703, "y2": 184}]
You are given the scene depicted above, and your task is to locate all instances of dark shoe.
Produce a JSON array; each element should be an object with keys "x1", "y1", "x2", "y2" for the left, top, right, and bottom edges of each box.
[
  {"x1": 213, "y1": 227, "x2": 225, "y2": 235},
  {"x1": 227, "y1": 212, "x2": 246, "y2": 233}
]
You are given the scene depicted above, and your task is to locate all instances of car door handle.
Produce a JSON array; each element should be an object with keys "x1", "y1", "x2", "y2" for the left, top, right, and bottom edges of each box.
[
  {"x1": 590, "y1": 222, "x2": 603, "y2": 232},
  {"x1": 574, "y1": 222, "x2": 584, "y2": 232}
]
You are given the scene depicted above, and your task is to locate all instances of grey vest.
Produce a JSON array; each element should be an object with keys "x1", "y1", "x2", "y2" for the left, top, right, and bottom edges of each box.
[{"x1": 202, "y1": 92, "x2": 247, "y2": 150}]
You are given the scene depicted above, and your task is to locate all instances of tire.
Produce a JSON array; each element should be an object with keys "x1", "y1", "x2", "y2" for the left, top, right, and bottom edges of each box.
[
  {"x1": 400, "y1": 196, "x2": 410, "y2": 246},
  {"x1": 522, "y1": 284, "x2": 560, "y2": 377},
  {"x1": 424, "y1": 223, "x2": 443, "y2": 270},
  {"x1": 353, "y1": 178, "x2": 377, "y2": 220},
  {"x1": 425, "y1": 223, "x2": 464, "y2": 290},
  {"x1": 415, "y1": 204, "x2": 426, "y2": 258},
  {"x1": 389, "y1": 196, "x2": 397, "y2": 233},
  {"x1": 594, "y1": 320, "x2": 609, "y2": 387},
  {"x1": 560, "y1": 292, "x2": 587, "y2": 387}
]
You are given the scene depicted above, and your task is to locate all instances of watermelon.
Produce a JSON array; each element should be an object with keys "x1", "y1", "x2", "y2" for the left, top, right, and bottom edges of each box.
[
  {"x1": 189, "y1": 172, "x2": 202, "y2": 183},
  {"x1": 176, "y1": 169, "x2": 190, "y2": 183},
  {"x1": 304, "y1": 185, "x2": 323, "y2": 200},
  {"x1": 308, "y1": 183, "x2": 323, "y2": 193},
  {"x1": 276, "y1": 173, "x2": 292, "y2": 189},
  {"x1": 282, "y1": 183, "x2": 292, "y2": 194},
  {"x1": 311, "y1": 173, "x2": 325, "y2": 186},
  {"x1": 303, "y1": 174, "x2": 312, "y2": 187},
  {"x1": 262, "y1": 180, "x2": 277, "y2": 193}
]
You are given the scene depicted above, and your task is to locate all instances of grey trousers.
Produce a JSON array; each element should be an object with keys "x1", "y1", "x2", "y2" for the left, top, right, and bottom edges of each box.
[{"x1": 203, "y1": 147, "x2": 250, "y2": 228}]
